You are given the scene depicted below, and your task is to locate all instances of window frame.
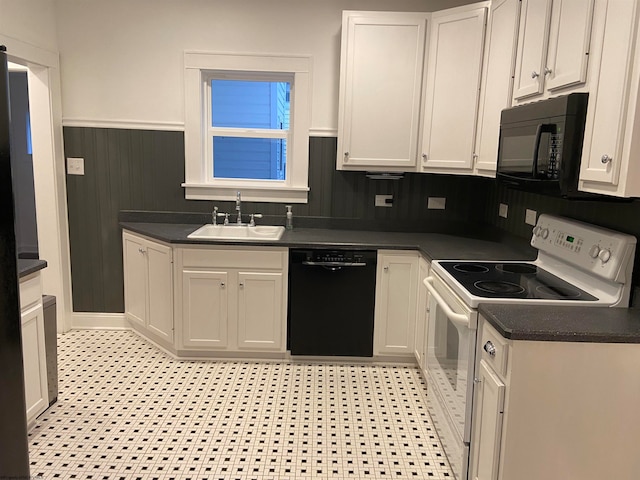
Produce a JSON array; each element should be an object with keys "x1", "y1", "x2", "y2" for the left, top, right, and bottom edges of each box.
[{"x1": 183, "y1": 52, "x2": 311, "y2": 203}]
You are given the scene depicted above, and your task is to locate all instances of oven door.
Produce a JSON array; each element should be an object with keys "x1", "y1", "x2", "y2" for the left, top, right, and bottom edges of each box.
[{"x1": 424, "y1": 273, "x2": 477, "y2": 443}]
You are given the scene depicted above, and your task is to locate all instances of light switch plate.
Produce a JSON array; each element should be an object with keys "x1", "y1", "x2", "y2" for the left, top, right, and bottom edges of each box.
[
  {"x1": 67, "y1": 157, "x2": 85, "y2": 175},
  {"x1": 427, "y1": 197, "x2": 446, "y2": 209},
  {"x1": 375, "y1": 195, "x2": 393, "y2": 207},
  {"x1": 499, "y1": 203, "x2": 508, "y2": 218},
  {"x1": 525, "y1": 209, "x2": 537, "y2": 226}
]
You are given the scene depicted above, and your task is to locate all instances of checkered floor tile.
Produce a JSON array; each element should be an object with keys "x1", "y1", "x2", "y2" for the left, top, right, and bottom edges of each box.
[{"x1": 28, "y1": 330, "x2": 453, "y2": 479}]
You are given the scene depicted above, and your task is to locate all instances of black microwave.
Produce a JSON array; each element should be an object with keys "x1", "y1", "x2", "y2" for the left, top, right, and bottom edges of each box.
[{"x1": 496, "y1": 93, "x2": 588, "y2": 197}]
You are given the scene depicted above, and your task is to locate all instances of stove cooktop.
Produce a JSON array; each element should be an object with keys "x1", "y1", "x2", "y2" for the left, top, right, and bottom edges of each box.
[{"x1": 437, "y1": 261, "x2": 598, "y2": 301}]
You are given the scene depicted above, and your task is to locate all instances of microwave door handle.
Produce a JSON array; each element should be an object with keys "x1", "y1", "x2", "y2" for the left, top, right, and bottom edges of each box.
[
  {"x1": 423, "y1": 277, "x2": 470, "y2": 328},
  {"x1": 532, "y1": 123, "x2": 557, "y2": 176},
  {"x1": 497, "y1": 172, "x2": 546, "y2": 182}
]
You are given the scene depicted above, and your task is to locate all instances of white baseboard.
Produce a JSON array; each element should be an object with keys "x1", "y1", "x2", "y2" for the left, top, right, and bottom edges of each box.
[{"x1": 71, "y1": 312, "x2": 130, "y2": 330}]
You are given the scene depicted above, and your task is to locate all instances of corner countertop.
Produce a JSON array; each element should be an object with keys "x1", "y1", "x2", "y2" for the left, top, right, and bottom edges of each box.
[
  {"x1": 119, "y1": 222, "x2": 536, "y2": 262},
  {"x1": 479, "y1": 304, "x2": 640, "y2": 343},
  {"x1": 18, "y1": 259, "x2": 47, "y2": 278}
]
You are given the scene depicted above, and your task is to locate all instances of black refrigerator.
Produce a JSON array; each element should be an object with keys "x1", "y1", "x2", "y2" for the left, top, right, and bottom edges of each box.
[{"x1": 0, "y1": 45, "x2": 31, "y2": 477}]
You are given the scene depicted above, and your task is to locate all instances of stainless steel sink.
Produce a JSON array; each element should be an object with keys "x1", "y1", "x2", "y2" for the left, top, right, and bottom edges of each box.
[{"x1": 187, "y1": 224, "x2": 285, "y2": 241}]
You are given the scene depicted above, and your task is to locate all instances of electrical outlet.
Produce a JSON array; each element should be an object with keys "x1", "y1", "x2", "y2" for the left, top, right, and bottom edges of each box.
[
  {"x1": 67, "y1": 157, "x2": 85, "y2": 175},
  {"x1": 499, "y1": 203, "x2": 508, "y2": 218},
  {"x1": 525, "y1": 209, "x2": 537, "y2": 226},
  {"x1": 375, "y1": 194, "x2": 393, "y2": 207},
  {"x1": 427, "y1": 197, "x2": 446, "y2": 209}
]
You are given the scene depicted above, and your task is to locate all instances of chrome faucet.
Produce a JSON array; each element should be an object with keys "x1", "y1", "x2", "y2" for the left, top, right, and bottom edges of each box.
[{"x1": 235, "y1": 191, "x2": 242, "y2": 224}]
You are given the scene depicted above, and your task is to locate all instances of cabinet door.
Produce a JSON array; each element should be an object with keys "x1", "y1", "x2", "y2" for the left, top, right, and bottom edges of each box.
[
  {"x1": 337, "y1": 12, "x2": 427, "y2": 170},
  {"x1": 545, "y1": 0, "x2": 594, "y2": 92},
  {"x1": 374, "y1": 252, "x2": 418, "y2": 355},
  {"x1": 512, "y1": 0, "x2": 552, "y2": 100},
  {"x1": 21, "y1": 304, "x2": 48, "y2": 425},
  {"x1": 474, "y1": 0, "x2": 521, "y2": 176},
  {"x1": 237, "y1": 271, "x2": 284, "y2": 351},
  {"x1": 123, "y1": 233, "x2": 147, "y2": 327},
  {"x1": 182, "y1": 270, "x2": 228, "y2": 349},
  {"x1": 469, "y1": 360, "x2": 506, "y2": 480},
  {"x1": 414, "y1": 258, "x2": 430, "y2": 365},
  {"x1": 146, "y1": 242, "x2": 174, "y2": 343},
  {"x1": 420, "y1": 6, "x2": 487, "y2": 171},
  {"x1": 579, "y1": 0, "x2": 637, "y2": 189}
]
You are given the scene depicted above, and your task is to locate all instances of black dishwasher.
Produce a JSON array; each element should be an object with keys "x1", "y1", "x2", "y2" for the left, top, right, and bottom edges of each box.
[{"x1": 288, "y1": 249, "x2": 377, "y2": 356}]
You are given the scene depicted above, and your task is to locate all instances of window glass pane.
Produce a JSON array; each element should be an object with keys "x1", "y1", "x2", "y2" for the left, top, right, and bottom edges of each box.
[
  {"x1": 213, "y1": 137, "x2": 287, "y2": 180},
  {"x1": 211, "y1": 80, "x2": 290, "y2": 130}
]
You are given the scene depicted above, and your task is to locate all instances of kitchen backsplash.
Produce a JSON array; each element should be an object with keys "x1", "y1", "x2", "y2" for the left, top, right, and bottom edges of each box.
[
  {"x1": 481, "y1": 180, "x2": 640, "y2": 285},
  {"x1": 63, "y1": 127, "x2": 483, "y2": 312},
  {"x1": 63, "y1": 126, "x2": 640, "y2": 312}
]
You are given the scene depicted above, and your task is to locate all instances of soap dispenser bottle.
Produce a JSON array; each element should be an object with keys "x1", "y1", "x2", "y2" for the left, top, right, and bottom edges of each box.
[{"x1": 285, "y1": 205, "x2": 293, "y2": 230}]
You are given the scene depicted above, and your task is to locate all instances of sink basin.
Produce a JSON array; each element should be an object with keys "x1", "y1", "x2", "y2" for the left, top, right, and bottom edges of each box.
[{"x1": 187, "y1": 224, "x2": 285, "y2": 241}]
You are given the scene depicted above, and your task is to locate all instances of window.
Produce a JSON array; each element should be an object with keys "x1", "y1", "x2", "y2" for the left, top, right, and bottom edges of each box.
[{"x1": 183, "y1": 53, "x2": 311, "y2": 203}]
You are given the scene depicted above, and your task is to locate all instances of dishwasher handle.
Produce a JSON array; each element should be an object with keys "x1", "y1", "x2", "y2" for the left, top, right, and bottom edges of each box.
[
  {"x1": 301, "y1": 261, "x2": 367, "y2": 267},
  {"x1": 424, "y1": 276, "x2": 470, "y2": 328}
]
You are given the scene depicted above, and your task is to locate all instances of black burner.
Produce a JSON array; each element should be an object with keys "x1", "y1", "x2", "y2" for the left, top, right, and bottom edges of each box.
[
  {"x1": 453, "y1": 263, "x2": 490, "y2": 273},
  {"x1": 437, "y1": 261, "x2": 598, "y2": 301},
  {"x1": 535, "y1": 284, "x2": 582, "y2": 299},
  {"x1": 496, "y1": 263, "x2": 538, "y2": 274},
  {"x1": 474, "y1": 281, "x2": 526, "y2": 295}
]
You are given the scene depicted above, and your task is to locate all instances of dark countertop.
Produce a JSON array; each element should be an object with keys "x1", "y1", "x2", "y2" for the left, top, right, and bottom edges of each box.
[
  {"x1": 18, "y1": 259, "x2": 47, "y2": 278},
  {"x1": 479, "y1": 304, "x2": 640, "y2": 343},
  {"x1": 119, "y1": 222, "x2": 536, "y2": 262}
]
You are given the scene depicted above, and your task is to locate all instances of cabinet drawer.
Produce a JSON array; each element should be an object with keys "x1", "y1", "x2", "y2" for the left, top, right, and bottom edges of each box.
[
  {"x1": 480, "y1": 321, "x2": 509, "y2": 377},
  {"x1": 19, "y1": 274, "x2": 42, "y2": 311},
  {"x1": 181, "y1": 247, "x2": 286, "y2": 269}
]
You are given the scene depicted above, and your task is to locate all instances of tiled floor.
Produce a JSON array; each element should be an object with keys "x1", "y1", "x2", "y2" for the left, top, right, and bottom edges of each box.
[{"x1": 28, "y1": 330, "x2": 453, "y2": 480}]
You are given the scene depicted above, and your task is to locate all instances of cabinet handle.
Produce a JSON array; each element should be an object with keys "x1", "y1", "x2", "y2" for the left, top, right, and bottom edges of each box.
[
  {"x1": 344, "y1": 152, "x2": 349, "y2": 161},
  {"x1": 601, "y1": 154, "x2": 612, "y2": 164},
  {"x1": 220, "y1": 282, "x2": 225, "y2": 288},
  {"x1": 383, "y1": 266, "x2": 389, "y2": 272},
  {"x1": 239, "y1": 282, "x2": 244, "y2": 288},
  {"x1": 139, "y1": 248, "x2": 146, "y2": 254},
  {"x1": 473, "y1": 377, "x2": 482, "y2": 384},
  {"x1": 544, "y1": 67, "x2": 552, "y2": 75},
  {"x1": 483, "y1": 341, "x2": 497, "y2": 357},
  {"x1": 531, "y1": 70, "x2": 540, "y2": 79},
  {"x1": 422, "y1": 153, "x2": 428, "y2": 162}
]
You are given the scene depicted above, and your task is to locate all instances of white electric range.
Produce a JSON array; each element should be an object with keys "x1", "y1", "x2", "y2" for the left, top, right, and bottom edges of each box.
[{"x1": 422, "y1": 214, "x2": 637, "y2": 480}]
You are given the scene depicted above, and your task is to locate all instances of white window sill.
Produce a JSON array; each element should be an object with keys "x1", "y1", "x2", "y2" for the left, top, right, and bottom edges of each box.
[{"x1": 182, "y1": 183, "x2": 309, "y2": 203}]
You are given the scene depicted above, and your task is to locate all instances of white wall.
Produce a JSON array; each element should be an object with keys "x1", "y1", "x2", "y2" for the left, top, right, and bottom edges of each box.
[
  {"x1": 55, "y1": 0, "x2": 474, "y2": 132},
  {"x1": 0, "y1": 0, "x2": 58, "y2": 54}
]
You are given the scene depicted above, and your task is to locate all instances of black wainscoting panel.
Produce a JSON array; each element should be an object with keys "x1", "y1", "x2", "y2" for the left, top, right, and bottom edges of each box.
[
  {"x1": 482, "y1": 181, "x2": 640, "y2": 284},
  {"x1": 64, "y1": 127, "x2": 484, "y2": 313}
]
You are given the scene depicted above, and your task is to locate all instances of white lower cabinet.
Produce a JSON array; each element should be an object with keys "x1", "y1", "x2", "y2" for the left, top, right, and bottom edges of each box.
[
  {"x1": 374, "y1": 251, "x2": 419, "y2": 356},
  {"x1": 177, "y1": 247, "x2": 287, "y2": 353},
  {"x1": 470, "y1": 316, "x2": 640, "y2": 480},
  {"x1": 19, "y1": 273, "x2": 48, "y2": 427},
  {"x1": 181, "y1": 270, "x2": 229, "y2": 349},
  {"x1": 123, "y1": 232, "x2": 174, "y2": 345}
]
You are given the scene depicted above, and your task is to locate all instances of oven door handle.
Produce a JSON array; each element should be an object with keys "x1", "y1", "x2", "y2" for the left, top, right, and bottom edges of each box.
[{"x1": 423, "y1": 277, "x2": 470, "y2": 328}]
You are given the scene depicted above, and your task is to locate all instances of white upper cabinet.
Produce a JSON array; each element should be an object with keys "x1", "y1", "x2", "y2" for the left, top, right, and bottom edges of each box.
[
  {"x1": 419, "y1": 4, "x2": 487, "y2": 173},
  {"x1": 513, "y1": 0, "x2": 594, "y2": 102},
  {"x1": 336, "y1": 12, "x2": 427, "y2": 171},
  {"x1": 473, "y1": 0, "x2": 521, "y2": 176},
  {"x1": 579, "y1": 1, "x2": 640, "y2": 197}
]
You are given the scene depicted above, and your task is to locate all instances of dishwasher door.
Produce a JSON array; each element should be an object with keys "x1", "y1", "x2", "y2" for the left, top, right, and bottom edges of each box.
[{"x1": 288, "y1": 249, "x2": 377, "y2": 356}]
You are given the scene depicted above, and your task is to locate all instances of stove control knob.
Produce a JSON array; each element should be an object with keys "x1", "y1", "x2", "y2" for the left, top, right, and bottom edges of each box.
[
  {"x1": 598, "y1": 248, "x2": 612, "y2": 263},
  {"x1": 541, "y1": 228, "x2": 549, "y2": 239},
  {"x1": 589, "y1": 245, "x2": 600, "y2": 259},
  {"x1": 533, "y1": 226, "x2": 542, "y2": 237}
]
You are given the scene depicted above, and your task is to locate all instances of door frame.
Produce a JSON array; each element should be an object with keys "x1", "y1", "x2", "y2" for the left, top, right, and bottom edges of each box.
[{"x1": 1, "y1": 34, "x2": 73, "y2": 333}]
